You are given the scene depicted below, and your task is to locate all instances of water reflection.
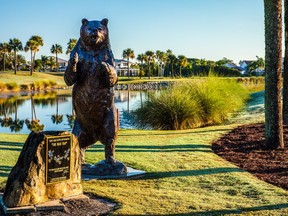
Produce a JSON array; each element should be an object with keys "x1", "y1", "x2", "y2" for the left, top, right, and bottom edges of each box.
[{"x1": 0, "y1": 90, "x2": 149, "y2": 134}]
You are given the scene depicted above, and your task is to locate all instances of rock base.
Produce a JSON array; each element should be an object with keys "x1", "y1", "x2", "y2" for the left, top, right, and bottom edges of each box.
[
  {"x1": 82, "y1": 164, "x2": 146, "y2": 180},
  {"x1": 82, "y1": 160, "x2": 128, "y2": 176},
  {"x1": 3, "y1": 131, "x2": 83, "y2": 208}
]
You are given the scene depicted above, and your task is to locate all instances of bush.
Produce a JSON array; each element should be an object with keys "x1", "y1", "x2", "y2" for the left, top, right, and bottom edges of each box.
[
  {"x1": 5, "y1": 82, "x2": 19, "y2": 91},
  {"x1": 48, "y1": 80, "x2": 57, "y2": 87},
  {"x1": 20, "y1": 84, "x2": 29, "y2": 90},
  {"x1": 0, "y1": 82, "x2": 6, "y2": 91},
  {"x1": 134, "y1": 76, "x2": 249, "y2": 130}
]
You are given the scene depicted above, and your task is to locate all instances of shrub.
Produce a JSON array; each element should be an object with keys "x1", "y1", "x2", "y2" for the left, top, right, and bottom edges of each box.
[
  {"x1": 135, "y1": 87, "x2": 202, "y2": 130},
  {"x1": 20, "y1": 84, "x2": 29, "y2": 90},
  {"x1": 0, "y1": 82, "x2": 6, "y2": 91},
  {"x1": 5, "y1": 82, "x2": 19, "y2": 91},
  {"x1": 134, "y1": 76, "x2": 249, "y2": 130},
  {"x1": 48, "y1": 80, "x2": 57, "y2": 87}
]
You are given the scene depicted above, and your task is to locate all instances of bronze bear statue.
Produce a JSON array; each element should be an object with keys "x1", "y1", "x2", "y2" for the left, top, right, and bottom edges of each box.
[{"x1": 64, "y1": 18, "x2": 118, "y2": 165}]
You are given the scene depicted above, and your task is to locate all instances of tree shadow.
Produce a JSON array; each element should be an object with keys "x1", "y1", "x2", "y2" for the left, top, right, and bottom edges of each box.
[
  {"x1": 86, "y1": 144, "x2": 212, "y2": 153},
  {"x1": 190, "y1": 203, "x2": 288, "y2": 215},
  {"x1": 0, "y1": 166, "x2": 13, "y2": 177},
  {"x1": 117, "y1": 203, "x2": 288, "y2": 216},
  {"x1": 119, "y1": 128, "x2": 231, "y2": 137},
  {"x1": 0, "y1": 141, "x2": 23, "y2": 152},
  {"x1": 0, "y1": 141, "x2": 23, "y2": 147},
  {"x1": 134, "y1": 167, "x2": 244, "y2": 181}
]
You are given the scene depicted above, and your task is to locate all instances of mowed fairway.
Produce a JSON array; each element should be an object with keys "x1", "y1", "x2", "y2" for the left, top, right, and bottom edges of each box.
[{"x1": 1, "y1": 125, "x2": 287, "y2": 215}]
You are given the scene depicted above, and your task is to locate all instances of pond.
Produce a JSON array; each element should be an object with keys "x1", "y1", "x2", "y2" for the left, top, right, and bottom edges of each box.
[{"x1": 0, "y1": 90, "x2": 149, "y2": 134}]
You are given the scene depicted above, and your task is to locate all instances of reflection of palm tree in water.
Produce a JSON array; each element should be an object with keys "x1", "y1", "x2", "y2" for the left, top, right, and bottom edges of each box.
[
  {"x1": 25, "y1": 95, "x2": 44, "y2": 132},
  {"x1": 0, "y1": 103, "x2": 12, "y2": 128},
  {"x1": 51, "y1": 96, "x2": 63, "y2": 124},
  {"x1": 10, "y1": 99, "x2": 24, "y2": 132}
]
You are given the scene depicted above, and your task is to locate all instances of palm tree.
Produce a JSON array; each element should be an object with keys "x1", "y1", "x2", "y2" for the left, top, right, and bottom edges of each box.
[
  {"x1": 9, "y1": 99, "x2": 24, "y2": 132},
  {"x1": 25, "y1": 96, "x2": 44, "y2": 132},
  {"x1": 137, "y1": 53, "x2": 145, "y2": 79},
  {"x1": 0, "y1": 42, "x2": 11, "y2": 71},
  {"x1": 155, "y1": 50, "x2": 167, "y2": 77},
  {"x1": 41, "y1": 55, "x2": 49, "y2": 71},
  {"x1": 284, "y1": 0, "x2": 288, "y2": 125},
  {"x1": 47, "y1": 56, "x2": 56, "y2": 71},
  {"x1": 122, "y1": 48, "x2": 135, "y2": 78},
  {"x1": 66, "y1": 38, "x2": 77, "y2": 55},
  {"x1": 24, "y1": 36, "x2": 43, "y2": 75},
  {"x1": 264, "y1": 0, "x2": 284, "y2": 149},
  {"x1": 177, "y1": 55, "x2": 188, "y2": 77},
  {"x1": 50, "y1": 44, "x2": 63, "y2": 72},
  {"x1": 8, "y1": 38, "x2": 23, "y2": 74},
  {"x1": 145, "y1": 50, "x2": 155, "y2": 79},
  {"x1": 166, "y1": 50, "x2": 176, "y2": 78},
  {"x1": 51, "y1": 97, "x2": 63, "y2": 124}
]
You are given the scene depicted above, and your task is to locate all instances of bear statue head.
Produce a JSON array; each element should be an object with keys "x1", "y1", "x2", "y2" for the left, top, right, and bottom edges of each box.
[{"x1": 80, "y1": 18, "x2": 110, "y2": 50}]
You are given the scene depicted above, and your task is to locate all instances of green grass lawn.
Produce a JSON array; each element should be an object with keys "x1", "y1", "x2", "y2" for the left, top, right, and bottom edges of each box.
[
  {"x1": 0, "y1": 71, "x2": 66, "y2": 87},
  {"x1": 0, "y1": 71, "x2": 264, "y2": 93},
  {"x1": 0, "y1": 125, "x2": 287, "y2": 215}
]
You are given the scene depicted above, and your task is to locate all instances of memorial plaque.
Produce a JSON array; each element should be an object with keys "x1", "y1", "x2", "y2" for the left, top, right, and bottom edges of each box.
[{"x1": 46, "y1": 135, "x2": 72, "y2": 184}]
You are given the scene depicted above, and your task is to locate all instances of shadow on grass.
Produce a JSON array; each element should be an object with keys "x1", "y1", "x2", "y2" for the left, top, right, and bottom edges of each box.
[
  {"x1": 0, "y1": 166, "x2": 13, "y2": 177},
  {"x1": 135, "y1": 167, "x2": 244, "y2": 180},
  {"x1": 0, "y1": 141, "x2": 23, "y2": 152},
  {"x1": 0, "y1": 141, "x2": 23, "y2": 147},
  {"x1": 118, "y1": 203, "x2": 288, "y2": 216},
  {"x1": 119, "y1": 128, "x2": 231, "y2": 137},
  {"x1": 86, "y1": 144, "x2": 212, "y2": 153}
]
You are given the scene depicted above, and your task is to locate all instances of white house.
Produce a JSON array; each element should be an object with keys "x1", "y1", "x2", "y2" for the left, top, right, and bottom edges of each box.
[
  {"x1": 239, "y1": 60, "x2": 265, "y2": 76},
  {"x1": 115, "y1": 59, "x2": 139, "y2": 77},
  {"x1": 57, "y1": 58, "x2": 68, "y2": 67},
  {"x1": 224, "y1": 63, "x2": 246, "y2": 74}
]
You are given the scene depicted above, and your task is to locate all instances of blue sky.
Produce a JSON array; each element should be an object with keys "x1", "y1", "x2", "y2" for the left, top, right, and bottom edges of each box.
[{"x1": 0, "y1": 0, "x2": 264, "y2": 64}]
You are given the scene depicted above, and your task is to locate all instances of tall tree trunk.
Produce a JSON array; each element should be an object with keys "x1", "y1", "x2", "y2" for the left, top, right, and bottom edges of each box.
[
  {"x1": 31, "y1": 51, "x2": 36, "y2": 75},
  {"x1": 283, "y1": 0, "x2": 288, "y2": 124},
  {"x1": 3, "y1": 54, "x2": 5, "y2": 71},
  {"x1": 127, "y1": 57, "x2": 130, "y2": 79},
  {"x1": 30, "y1": 50, "x2": 33, "y2": 76},
  {"x1": 56, "y1": 52, "x2": 58, "y2": 72},
  {"x1": 148, "y1": 61, "x2": 151, "y2": 79},
  {"x1": 264, "y1": 0, "x2": 284, "y2": 149},
  {"x1": 14, "y1": 50, "x2": 17, "y2": 74}
]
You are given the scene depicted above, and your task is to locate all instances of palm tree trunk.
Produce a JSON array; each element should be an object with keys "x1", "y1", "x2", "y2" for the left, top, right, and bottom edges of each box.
[
  {"x1": 32, "y1": 51, "x2": 36, "y2": 75},
  {"x1": 56, "y1": 52, "x2": 58, "y2": 72},
  {"x1": 3, "y1": 54, "x2": 5, "y2": 71},
  {"x1": 283, "y1": 0, "x2": 288, "y2": 124},
  {"x1": 30, "y1": 50, "x2": 33, "y2": 76},
  {"x1": 14, "y1": 50, "x2": 17, "y2": 74},
  {"x1": 264, "y1": 0, "x2": 284, "y2": 149},
  {"x1": 127, "y1": 57, "x2": 130, "y2": 79},
  {"x1": 148, "y1": 61, "x2": 151, "y2": 79}
]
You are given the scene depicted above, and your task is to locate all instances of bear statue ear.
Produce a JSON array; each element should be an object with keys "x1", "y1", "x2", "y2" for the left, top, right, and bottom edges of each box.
[
  {"x1": 82, "y1": 18, "x2": 88, "y2": 25},
  {"x1": 101, "y1": 18, "x2": 108, "y2": 26}
]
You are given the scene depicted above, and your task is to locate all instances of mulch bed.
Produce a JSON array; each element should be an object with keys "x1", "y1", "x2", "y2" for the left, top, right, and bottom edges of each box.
[
  {"x1": 0, "y1": 194, "x2": 118, "y2": 216},
  {"x1": 212, "y1": 123, "x2": 288, "y2": 190}
]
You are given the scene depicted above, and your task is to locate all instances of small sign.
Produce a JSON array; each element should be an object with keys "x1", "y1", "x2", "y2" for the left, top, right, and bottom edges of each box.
[{"x1": 45, "y1": 135, "x2": 72, "y2": 184}]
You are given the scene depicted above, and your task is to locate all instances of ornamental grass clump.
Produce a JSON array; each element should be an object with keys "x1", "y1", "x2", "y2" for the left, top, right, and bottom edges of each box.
[
  {"x1": 194, "y1": 77, "x2": 249, "y2": 126},
  {"x1": 135, "y1": 87, "x2": 201, "y2": 130},
  {"x1": 134, "y1": 76, "x2": 249, "y2": 130}
]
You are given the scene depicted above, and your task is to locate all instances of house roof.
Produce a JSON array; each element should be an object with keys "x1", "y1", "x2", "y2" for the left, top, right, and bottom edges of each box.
[
  {"x1": 49, "y1": 56, "x2": 68, "y2": 63},
  {"x1": 57, "y1": 57, "x2": 68, "y2": 63},
  {"x1": 239, "y1": 60, "x2": 253, "y2": 65},
  {"x1": 115, "y1": 59, "x2": 129, "y2": 63}
]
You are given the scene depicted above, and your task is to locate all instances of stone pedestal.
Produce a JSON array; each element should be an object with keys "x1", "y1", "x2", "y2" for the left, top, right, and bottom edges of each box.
[
  {"x1": 82, "y1": 160, "x2": 128, "y2": 176},
  {"x1": 3, "y1": 131, "x2": 83, "y2": 208}
]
